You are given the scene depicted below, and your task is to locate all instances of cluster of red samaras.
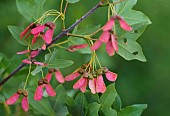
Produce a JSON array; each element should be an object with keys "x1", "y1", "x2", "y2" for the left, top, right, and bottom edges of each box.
[
  {"x1": 65, "y1": 66, "x2": 117, "y2": 94},
  {"x1": 6, "y1": 66, "x2": 117, "y2": 111},
  {"x1": 5, "y1": 89, "x2": 29, "y2": 112},
  {"x1": 20, "y1": 22, "x2": 56, "y2": 50},
  {"x1": 5, "y1": 15, "x2": 131, "y2": 112},
  {"x1": 5, "y1": 69, "x2": 65, "y2": 112},
  {"x1": 91, "y1": 15, "x2": 132, "y2": 56}
]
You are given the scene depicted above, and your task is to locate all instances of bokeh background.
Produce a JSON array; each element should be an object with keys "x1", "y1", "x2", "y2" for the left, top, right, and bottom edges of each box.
[{"x1": 0, "y1": 0, "x2": 170, "y2": 115}]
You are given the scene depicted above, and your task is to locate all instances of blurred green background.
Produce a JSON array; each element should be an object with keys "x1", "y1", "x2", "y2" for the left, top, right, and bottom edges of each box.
[{"x1": 0, "y1": 0, "x2": 170, "y2": 115}]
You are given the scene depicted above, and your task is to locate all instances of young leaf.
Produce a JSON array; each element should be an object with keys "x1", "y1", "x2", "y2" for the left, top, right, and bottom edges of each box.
[
  {"x1": 68, "y1": 25, "x2": 100, "y2": 54},
  {"x1": 66, "y1": 96, "x2": 77, "y2": 116},
  {"x1": 30, "y1": 37, "x2": 44, "y2": 50},
  {"x1": 101, "y1": 108, "x2": 117, "y2": 116},
  {"x1": 66, "y1": 0, "x2": 80, "y2": 3},
  {"x1": 117, "y1": 23, "x2": 147, "y2": 62},
  {"x1": 118, "y1": 104, "x2": 147, "y2": 116},
  {"x1": 53, "y1": 85, "x2": 69, "y2": 116},
  {"x1": 87, "y1": 102, "x2": 101, "y2": 116},
  {"x1": 74, "y1": 92, "x2": 88, "y2": 116},
  {"x1": 31, "y1": 66, "x2": 43, "y2": 76},
  {"x1": 99, "y1": 84, "x2": 117, "y2": 109},
  {"x1": 85, "y1": 91, "x2": 99, "y2": 103},
  {"x1": 45, "y1": 51, "x2": 74, "y2": 68},
  {"x1": 112, "y1": 94, "x2": 122, "y2": 111},
  {"x1": 27, "y1": 89, "x2": 55, "y2": 115},
  {"x1": 66, "y1": 93, "x2": 88, "y2": 116},
  {"x1": 0, "y1": 53, "x2": 9, "y2": 77},
  {"x1": 8, "y1": 26, "x2": 28, "y2": 46},
  {"x1": 16, "y1": 0, "x2": 46, "y2": 21},
  {"x1": 0, "y1": 94, "x2": 5, "y2": 103}
]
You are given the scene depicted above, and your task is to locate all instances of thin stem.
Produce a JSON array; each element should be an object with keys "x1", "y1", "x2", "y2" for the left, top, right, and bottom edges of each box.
[
  {"x1": 55, "y1": 45, "x2": 68, "y2": 49},
  {"x1": 67, "y1": 33, "x2": 88, "y2": 39},
  {"x1": 48, "y1": 48, "x2": 52, "y2": 53},
  {"x1": 88, "y1": 28, "x2": 102, "y2": 37},
  {"x1": 60, "y1": 0, "x2": 64, "y2": 13},
  {"x1": 53, "y1": 14, "x2": 62, "y2": 23},
  {"x1": 94, "y1": 52, "x2": 102, "y2": 68},
  {"x1": 113, "y1": 0, "x2": 125, "y2": 5},
  {"x1": 62, "y1": 2, "x2": 69, "y2": 30},
  {"x1": 108, "y1": 4, "x2": 111, "y2": 20},
  {"x1": 49, "y1": 39, "x2": 69, "y2": 48},
  {"x1": 23, "y1": 64, "x2": 32, "y2": 89},
  {"x1": 41, "y1": 69, "x2": 44, "y2": 78},
  {"x1": 64, "y1": 2, "x2": 69, "y2": 16}
]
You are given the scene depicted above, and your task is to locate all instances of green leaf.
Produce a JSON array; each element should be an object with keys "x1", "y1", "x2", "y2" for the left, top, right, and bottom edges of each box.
[
  {"x1": 16, "y1": 0, "x2": 46, "y2": 21},
  {"x1": 27, "y1": 89, "x2": 55, "y2": 115},
  {"x1": 66, "y1": 96, "x2": 75, "y2": 107},
  {"x1": 0, "y1": 53, "x2": 9, "y2": 77},
  {"x1": 74, "y1": 92, "x2": 88, "y2": 116},
  {"x1": 99, "y1": 84, "x2": 117, "y2": 109},
  {"x1": 118, "y1": 104, "x2": 147, "y2": 116},
  {"x1": 68, "y1": 25, "x2": 100, "y2": 54},
  {"x1": 0, "y1": 56, "x2": 3, "y2": 62},
  {"x1": 113, "y1": 0, "x2": 151, "y2": 25},
  {"x1": 66, "y1": 96, "x2": 77, "y2": 116},
  {"x1": 66, "y1": 93, "x2": 88, "y2": 116},
  {"x1": 110, "y1": 0, "x2": 151, "y2": 62},
  {"x1": 0, "y1": 94, "x2": 5, "y2": 103},
  {"x1": 66, "y1": 0, "x2": 80, "y2": 3},
  {"x1": 87, "y1": 102, "x2": 100, "y2": 116},
  {"x1": 117, "y1": 24, "x2": 147, "y2": 62},
  {"x1": 30, "y1": 37, "x2": 44, "y2": 50},
  {"x1": 53, "y1": 85, "x2": 69, "y2": 116},
  {"x1": 45, "y1": 51, "x2": 74, "y2": 68},
  {"x1": 121, "y1": 10, "x2": 152, "y2": 25},
  {"x1": 8, "y1": 25, "x2": 27, "y2": 46},
  {"x1": 101, "y1": 108, "x2": 117, "y2": 116},
  {"x1": 113, "y1": 0, "x2": 137, "y2": 14},
  {"x1": 112, "y1": 94, "x2": 122, "y2": 111},
  {"x1": 31, "y1": 66, "x2": 43, "y2": 76},
  {"x1": 85, "y1": 91, "x2": 99, "y2": 103}
]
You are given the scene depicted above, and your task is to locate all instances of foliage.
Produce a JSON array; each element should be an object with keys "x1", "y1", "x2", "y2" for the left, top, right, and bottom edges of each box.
[{"x1": 0, "y1": 0, "x2": 151, "y2": 115}]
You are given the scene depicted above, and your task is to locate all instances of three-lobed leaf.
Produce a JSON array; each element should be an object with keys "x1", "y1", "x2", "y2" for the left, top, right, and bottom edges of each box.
[
  {"x1": 112, "y1": 0, "x2": 151, "y2": 62},
  {"x1": 117, "y1": 24, "x2": 147, "y2": 62},
  {"x1": 113, "y1": 0, "x2": 151, "y2": 25}
]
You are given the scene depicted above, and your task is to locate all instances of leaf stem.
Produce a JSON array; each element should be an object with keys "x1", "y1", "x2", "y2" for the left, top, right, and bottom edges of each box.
[
  {"x1": 88, "y1": 28, "x2": 102, "y2": 37},
  {"x1": 60, "y1": 0, "x2": 64, "y2": 13},
  {"x1": 23, "y1": 64, "x2": 32, "y2": 89}
]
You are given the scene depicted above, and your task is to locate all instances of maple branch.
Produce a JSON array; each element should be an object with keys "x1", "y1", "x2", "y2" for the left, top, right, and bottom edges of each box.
[{"x1": 0, "y1": 2, "x2": 103, "y2": 87}]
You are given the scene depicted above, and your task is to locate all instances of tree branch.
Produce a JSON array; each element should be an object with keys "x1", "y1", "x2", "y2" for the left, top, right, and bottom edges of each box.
[{"x1": 0, "y1": 2, "x2": 102, "y2": 87}]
